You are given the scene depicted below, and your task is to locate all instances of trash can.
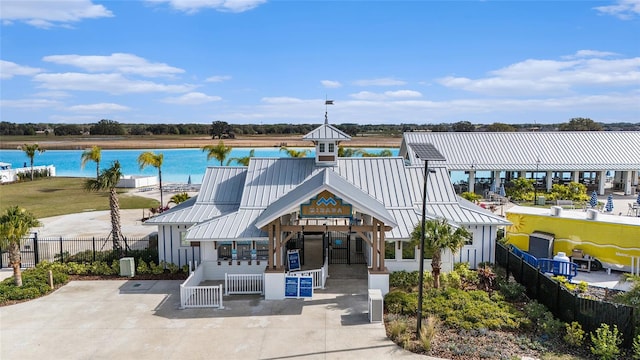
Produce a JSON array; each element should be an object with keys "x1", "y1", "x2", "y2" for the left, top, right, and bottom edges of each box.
[
  {"x1": 368, "y1": 289, "x2": 383, "y2": 323},
  {"x1": 120, "y1": 257, "x2": 135, "y2": 277},
  {"x1": 536, "y1": 196, "x2": 546, "y2": 206}
]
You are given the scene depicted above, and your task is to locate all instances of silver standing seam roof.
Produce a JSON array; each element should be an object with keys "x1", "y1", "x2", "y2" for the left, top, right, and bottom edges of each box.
[
  {"x1": 401, "y1": 131, "x2": 640, "y2": 171},
  {"x1": 302, "y1": 123, "x2": 351, "y2": 141},
  {"x1": 172, "y1": 156, "x2": 509, "y2": 242}
]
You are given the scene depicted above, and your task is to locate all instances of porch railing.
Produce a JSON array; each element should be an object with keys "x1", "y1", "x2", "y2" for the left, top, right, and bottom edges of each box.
[
  {"x1": 180, "y1": 262, "x2": 224, "y2": 309},
  {"x1": 225, "y1": 273, "x2": 264, "y2": 295},
  {"x1": 288, "y1": 255, "x2": 328, "y2": 289}
]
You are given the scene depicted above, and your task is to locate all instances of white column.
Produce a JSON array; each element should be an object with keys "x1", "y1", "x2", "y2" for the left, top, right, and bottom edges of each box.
[
  {"x1": 572, "y1": 171, "x2": 580, "y2": 183},
  {"x1": 493, "y1": 171, "x2": 501, "y2": 190},
  {"x1": 468, "y1": 170, "x2": 475, "y2": 193},
  {"x1": 546, "y1": 171, "x2": 553, "y2": 192},
  {"x1": 598, "y1": 170, "x2": 607, "y2": 195},
  {"x1": 625, "y1": 171, "x2": 633, "y2": 195},
  {"x1": 633, "y1": 171, "x2": 639, "y2": 186}
]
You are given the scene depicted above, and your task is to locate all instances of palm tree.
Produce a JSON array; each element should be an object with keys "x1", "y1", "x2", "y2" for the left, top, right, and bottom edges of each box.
[
  {"x1": 138, "y1": 151, "x2": 165, "y2": 210},
  {"x1": 169, "y1": 192, "x2": 191, "y2": 205},
  {"x1": 84, "y1": 161, "x2": 124, "y2": 253},
  {"x1": 226, "y1": 149, "x2": 255, "y2": 166},
  {"x1": 202, "y1": 141, "x2": 232, "y2": 165},
  {"x1": 21, "y1": 143, "x2": 45, "y2": 181},
  {"x1": 0, "y1": 206, "x2": 41, "y2": 286},
  {"x1": 338, "y1": 146, "x2": 364, "y2": 157},
  {"x1": 411, "y1": 218, "x2": 471, "y2": 289},
  {"x1": 280, "y1": 146, "x2": 310, "y2": 158},
  {"x1": 80, "y1": 145, "x2": 102, "y2": 179}
]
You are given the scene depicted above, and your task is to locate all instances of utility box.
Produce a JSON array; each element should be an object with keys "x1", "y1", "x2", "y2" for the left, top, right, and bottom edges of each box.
[
  {"x1": 536, "y1": 196, "x2": 546, "y2": 206},
  {"x1": 120, "y1": 257, "x2": 135, "y2": 277},
  {"x1": 368, "y1": 289, "x2": 383, "y2": 323}
]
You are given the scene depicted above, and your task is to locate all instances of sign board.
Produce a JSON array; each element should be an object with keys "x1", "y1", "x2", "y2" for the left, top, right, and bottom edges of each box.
[
  {"x1": 300, "y1": 190, "x2": 352, "y2": 218},
  {"x1": 231, "y1": 249, "x2": 237, "y2": 260},
  {"x1": 288, "y1": 249, "x2": 301, "y2": 271},
  {"x1": 284, "y1": 276, "x2": 313, "y2": 298},
  {"x1": 285, "y1": 277, "x2": 299, "y2": 298},
  {"x1": 251, "y1": 249, "x2": 257, "y2": 260}
]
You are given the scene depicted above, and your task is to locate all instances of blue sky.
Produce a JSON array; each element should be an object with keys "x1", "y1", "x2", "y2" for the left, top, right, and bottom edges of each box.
[{"x1": 1, "y1": 0, "x2": 639, "y2": 125}]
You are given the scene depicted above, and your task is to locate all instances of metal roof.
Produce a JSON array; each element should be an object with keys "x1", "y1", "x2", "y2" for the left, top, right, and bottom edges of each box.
[
  {"x1": 184, "y1": 209, "x2": 265, "y2": 241},
  {"x1": 302, "y1": 123, "x2": 351, "y2": 141},
  {"x1": 254, "y1": 168, "x2": 397, "y2": 228},
  {"x1": 401, "y1": 131, "x2": 640, "y2": 171}
]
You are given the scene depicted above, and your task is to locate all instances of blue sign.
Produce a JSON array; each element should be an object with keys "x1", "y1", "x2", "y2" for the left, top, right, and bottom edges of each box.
[
  {"x1": 285, "y1": 277, "x2": 299, "y2": 298},
  {"x1": 299, "y1": 277, "x2": 313, "y2": 298},
  {"x1": 288, "y1": 250, "x2": 300, "y2": 271}
]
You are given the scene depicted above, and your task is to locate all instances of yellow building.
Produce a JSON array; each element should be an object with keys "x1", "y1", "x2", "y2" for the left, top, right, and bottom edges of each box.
[{"x1": 505, "y1": 206, "x2": 640, "y2": 273}]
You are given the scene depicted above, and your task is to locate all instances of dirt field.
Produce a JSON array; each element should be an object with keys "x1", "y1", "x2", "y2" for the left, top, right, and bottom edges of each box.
[{"x1": 1, "y1": 134, "x2": 402, "y2": 150}]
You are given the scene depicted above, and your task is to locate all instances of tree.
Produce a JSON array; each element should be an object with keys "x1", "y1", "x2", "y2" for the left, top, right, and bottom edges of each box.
[
  {"x1": 80, "y1": 145, "x2": 102, "y2": 179},
  {"x1": 202, "y1": 141, "x2": 232, "y2": 165},
  {"x1": 452, "y1": 121, "x2": 475, "y2": 132},
  {"x1": 362, "y1": 149, "x2": 393, "y2": 157},
  {"x1": 90, "y1": 119, "x2": 125, "y2": 135},
  {"x1": 84, "y1": 161, "x2": 124, "y2": 252},
  {"x1": 559, "y1": 117, "x2": 603, "y2": 131},
  {"x1": 486, "y1": 122, "x2": 516, "y2": 132},
  {"x1": 338, "y1": 146, "x2": 364, "y2": 157},
  {"x1": 0, "y1": 206, "x2": 41, "y2": 286},
  {"x1": 411, "y1": 218, "x2": 470, "y2": 289},
  {"x1": 138, "y1": 152, "x2": 165, "y2": 210},
  {"x1": 21, "y1": 143, "x2": 45, "y2": 181},
  {"x1": 169, "y1": 192, "x2": 191, "y2": 205},
  {"x1": 210, "y1": 121, "x2": 230, "y2": 139},
  {"x1": 280, "y1": 146, "x2": 310, "y2": 158},
  {"x1": 226, "y1": 149, "x2": 255, "y2": 166}
]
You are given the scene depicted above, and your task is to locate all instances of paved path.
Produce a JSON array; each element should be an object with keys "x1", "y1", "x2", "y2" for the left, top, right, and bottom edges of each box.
[{"x1": 1, "y1": 278, "x2": 438, "y2": 360}]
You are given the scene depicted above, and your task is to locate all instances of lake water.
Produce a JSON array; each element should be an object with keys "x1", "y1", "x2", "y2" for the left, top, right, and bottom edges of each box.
[{"x1": 0, "y1": 147, "x2": 399, "y2": 184}]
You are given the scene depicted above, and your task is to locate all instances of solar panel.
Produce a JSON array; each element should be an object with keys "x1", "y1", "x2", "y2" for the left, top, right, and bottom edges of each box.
[{"x1": 408, "y1": 143, "x2": 446, "y2": 161}]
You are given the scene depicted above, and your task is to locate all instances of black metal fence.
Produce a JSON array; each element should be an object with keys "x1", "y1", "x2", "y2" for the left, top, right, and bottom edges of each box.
[
  {"x1": 0, "y1": 233, "x2": 153, "y2": 269},
  {"x1": 495, "y1": 242, "x2": 636, "y2": 347}
]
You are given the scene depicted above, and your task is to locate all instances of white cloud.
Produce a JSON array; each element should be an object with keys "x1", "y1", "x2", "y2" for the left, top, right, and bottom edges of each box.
[
  {"x1": 206, "y1": 75, "x2": 232, "y2": 82},
  {"x1": 0, "y1": 98, "x2": 60, "y2": 108},
  {"x1": 349, "y1": 90, "x2": 421, "y2": 100},
  {"x1": 437, "y1": 55, "x2": 640, "y2": 96},
  {"x1": 562, "y1": 50, "x2": 620, "y2": 59},
  {"x1": 33, "y1": 72, "x2": 196, "y2": 94},
  {"x1": 162, "y1": 92, "x2": 222, "y2": 104},
  {"x1": 0, "y1": 60, "x2": 42, "y2": 79},
  {"x1": 32, "y1": 91, "x2": 72, "y2": 98},
  {"x1": 384, "y1": 90, "x2": 422, "y2": 98},
  {"x1": 147, "y1": 0, "x2": 266, "y2": 14},
  {"x1": 321, "y1": 80, "x2": 342, "y2": 88},
  {"x1": 0, "y1": 0, "x2": 113, "y2": 28},
  {"x1": 594, "y1": 0, "x2": 640, "y2": 20},
  {"x1": 43, "y1": 53, "x2": 185, "y2": 77},
  {"x1": 66, "y1": 103, "x2": 131, "y2": 112},
  {"x1": 353, "y1": 78, "x2": 406, "y2": 86},
  {"x1": 49, "y1": 114, "x2": 100, "y2": 123},
  {"x1": 261, "y1": 97, "x2": 306, "y2": 104}
]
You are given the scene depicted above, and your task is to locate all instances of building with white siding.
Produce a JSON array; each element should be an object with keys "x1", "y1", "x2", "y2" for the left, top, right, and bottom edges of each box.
[
  {"x1": 145, "y1": 121, "x2": 509, "y2": 299},
  {"x1": 400, "y1": 131, "x2": 640, "y2": 196}
]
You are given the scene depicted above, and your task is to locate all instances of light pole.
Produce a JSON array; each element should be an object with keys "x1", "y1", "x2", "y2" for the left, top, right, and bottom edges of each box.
[
  {"x1": 534, "y1": 158, "x2": 540, "y2": 205},
  {"x1": 409, "y1": 143, "x2": 445, "y2": 336}
]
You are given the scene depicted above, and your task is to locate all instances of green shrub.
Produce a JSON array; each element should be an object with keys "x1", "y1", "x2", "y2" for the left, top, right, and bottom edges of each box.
[
  {"x1": 111, "y1": 260, "x2": 120, "y2": 274},
  {"x1": 442, "y1": 270, "x2": 462, "y2": 289},
  {"x1": 165, "y1": 262, "x2": 180, "y2": 274},
  {"x1": 632, "y1": 334, "x2": 640, "y2": 359},
  {"x1": 390, "y1": 271, "x2": 420, "y2": 290},
  {"x1": 498, "y1": 281, "x2": 526, "y2": 302},
  {"x1": 90, "y1": 261, "x2": 114, "y2": 275},
  {"x1": 384, "y1": 290, "x2": 418, "y2": 315},
  {"x1": 564, "y1": 321, "x2": 585, "y2": 347},
  {"x1": 136, "y1": 259, "x2": 150, "y2": 274},
  {"x1": 523, "y1": 301, "x2": 563, "y2": 336},
  {"x1": 67, "y1": 262, "x2": 89, "y2": 275},
  {"x1": 590, "y1": 324, "x2": 622, "y2": 360},
  {"x1": 149, "y1": 261, "x2": 164, "y2": 275},
  {"x1": 387, "y1": 317, "x2": 409, "y2": 341},
  {"x1": 461, "y1": 191, "x2": 482, "y2": 202}
]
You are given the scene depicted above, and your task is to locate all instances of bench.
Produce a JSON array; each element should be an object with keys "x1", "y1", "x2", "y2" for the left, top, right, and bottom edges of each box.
[{"x1": 555, "y1": 200, "x2": 575, "y2": 209}]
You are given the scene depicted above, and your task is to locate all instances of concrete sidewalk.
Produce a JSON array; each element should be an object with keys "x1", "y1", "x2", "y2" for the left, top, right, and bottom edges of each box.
[{"x1": 0, "y1": 278, "x2": 437, "y2": 360}]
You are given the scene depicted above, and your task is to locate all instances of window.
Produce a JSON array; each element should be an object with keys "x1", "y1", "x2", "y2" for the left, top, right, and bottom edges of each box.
[
  {"x1": 464, "y1": 233, "x2": 473, "y2": 246},
  {"x1": 180, "y1": 231, "x2": 189, "y2": 247},
  {"x1": 402, "y1": 242, "x2": 415, "y2": 259},
  {"x1": 385, "y1": 242, "x2": 396, "y2": 259},
  {"x1": 328, "y1": 143, "x2": 335, "y2": 152},
  {"x1": 319, "y1": 143, "x2": 325, "y2": 153},
  {"x1": 255, "y1": 241, "x2": 268, "y2": 260},
  {"x1": 217, "y1": 242, "x2": 232, "y2": 260},
  {"x1": 237, "y1": 241, "x2": 251, "y2": 260}
]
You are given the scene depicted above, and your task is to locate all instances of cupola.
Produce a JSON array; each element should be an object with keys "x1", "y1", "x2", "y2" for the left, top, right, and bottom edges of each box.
[{"x1": 302, "y1": 104, "x2": 351, "y2": 166}]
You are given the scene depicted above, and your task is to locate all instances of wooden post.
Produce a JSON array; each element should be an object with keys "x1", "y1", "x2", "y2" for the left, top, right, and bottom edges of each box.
[
  {"x1": 48, "y1": 270, "x2": 54, "y2": 289},
  {"x1": 379, "y1": 221, "x2": 385, "y2": 271},
  {"x1": 268, "y1": 222, "x2": 274, "y2": 270},
  {"x1": 371, "y1": 219, "x2": 378, "y2": 270}
]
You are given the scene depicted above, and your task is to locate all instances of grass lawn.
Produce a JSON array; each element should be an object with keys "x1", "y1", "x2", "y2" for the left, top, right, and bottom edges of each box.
[{"x1": 0, "y1": 177, "x2": 159, "y2": 218}]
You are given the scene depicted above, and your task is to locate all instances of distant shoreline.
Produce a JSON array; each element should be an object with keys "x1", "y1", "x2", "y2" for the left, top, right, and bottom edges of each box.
[{"x1": 0, "y1": 135, "x2": 401, "y2": 150}]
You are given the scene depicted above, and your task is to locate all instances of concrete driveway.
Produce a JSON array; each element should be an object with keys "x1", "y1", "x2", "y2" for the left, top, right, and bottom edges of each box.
[{"x1": 0, "y1": 278, "x2": 437, "y2": 360}]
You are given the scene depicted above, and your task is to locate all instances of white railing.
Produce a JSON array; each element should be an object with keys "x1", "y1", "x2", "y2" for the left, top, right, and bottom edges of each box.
[
  {"x1": 288, "y1": 263, "x2": 327, "y2": 289},
  {"x1": 225, "y1": 273, "x2": 264, "y2": 295},
  {"x1": 180, "y1": 261, "x2": 224, "y2": 309}
]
